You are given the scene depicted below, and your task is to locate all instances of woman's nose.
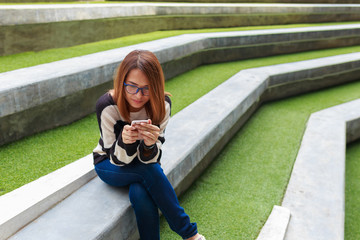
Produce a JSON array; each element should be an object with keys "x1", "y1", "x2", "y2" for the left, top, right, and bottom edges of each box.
[{"x1": 135, "y1": 90, "x2": 143, "y2": 97}]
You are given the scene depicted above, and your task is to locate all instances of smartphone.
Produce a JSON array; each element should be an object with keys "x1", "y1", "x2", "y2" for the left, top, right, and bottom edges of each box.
[{"x1": 131, "y1": 120, "x2": 148, "y2": 126}]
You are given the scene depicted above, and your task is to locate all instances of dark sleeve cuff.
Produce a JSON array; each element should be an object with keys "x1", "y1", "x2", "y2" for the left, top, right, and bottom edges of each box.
[
  {"x1": 118, "y1": 132, "x2": 139, "y2": 156},
  {"x1": 124, "y1": 141, "x2": 139, "y2": 156},
  {"x1": 139, "y1": 141, "x2": 158, "y2": 162}
]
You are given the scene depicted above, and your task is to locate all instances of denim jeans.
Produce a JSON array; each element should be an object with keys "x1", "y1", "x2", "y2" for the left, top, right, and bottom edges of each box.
[{"x1": 95, "y1": 159, "x2": 198, "y2": 240}]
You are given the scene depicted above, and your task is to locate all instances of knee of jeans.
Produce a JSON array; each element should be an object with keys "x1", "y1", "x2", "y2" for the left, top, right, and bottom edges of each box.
[{"x1": 129, "y1": 183, "x2": 156, "y2": 211}]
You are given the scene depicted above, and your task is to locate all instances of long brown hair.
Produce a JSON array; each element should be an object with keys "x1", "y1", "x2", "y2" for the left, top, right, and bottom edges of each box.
[{"x1": 112, "y1": 50, "x2": 169, "y2": 125}]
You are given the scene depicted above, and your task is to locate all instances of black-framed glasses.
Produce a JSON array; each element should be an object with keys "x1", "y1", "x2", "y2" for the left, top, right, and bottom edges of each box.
[{"x1": 124, "y1": 82, "x2": 150, "y2": 96}]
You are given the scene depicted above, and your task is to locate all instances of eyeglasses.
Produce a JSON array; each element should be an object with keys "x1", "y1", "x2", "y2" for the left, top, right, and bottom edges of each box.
[{"x1": 124, "y1": 82, "x2": 150, "y2": 96}]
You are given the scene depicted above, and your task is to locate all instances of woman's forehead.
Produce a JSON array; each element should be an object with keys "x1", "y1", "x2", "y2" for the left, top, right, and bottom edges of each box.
[{"x1": 126, "y1": 68, "x2": 150, "y2": 86}]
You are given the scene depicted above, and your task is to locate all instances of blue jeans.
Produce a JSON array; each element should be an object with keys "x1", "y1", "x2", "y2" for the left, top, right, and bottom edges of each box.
[{"x1": 95, "y1": 159, "x2": 198, "y2": 240}]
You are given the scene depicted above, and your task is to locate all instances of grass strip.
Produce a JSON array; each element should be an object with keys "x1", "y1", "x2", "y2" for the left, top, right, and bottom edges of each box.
[
  {"x1": 0, "y1": 22, "x2": 358, "y2": 73},
  {"x1": 159, "y1": 80, "x2": 360, "y2": 239},
  {"x1": 345, "y1": 139, "x2": 360, "y2": 240},
  {"x1": 1, "y1": 44, "x2": 360, "y2": 196}
]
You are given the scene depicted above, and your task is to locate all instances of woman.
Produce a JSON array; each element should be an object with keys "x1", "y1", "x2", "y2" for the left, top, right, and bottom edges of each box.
[{"x1": 93, "y1": 50, "x2": 206, "y2": 240}]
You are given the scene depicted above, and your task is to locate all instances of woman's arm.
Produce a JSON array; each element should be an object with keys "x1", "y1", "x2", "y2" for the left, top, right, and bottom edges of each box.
[
  {"x1": 100, "y1": 108, "x2": 140, "y2": 165},
  {"x1": 95, "y1": 93, "x2": 139, "y2": 166}
]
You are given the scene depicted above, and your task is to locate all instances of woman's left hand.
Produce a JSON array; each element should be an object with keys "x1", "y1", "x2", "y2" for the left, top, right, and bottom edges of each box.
[{"x1": 134, "y1": 119, "x2": 160, "y2": 147}]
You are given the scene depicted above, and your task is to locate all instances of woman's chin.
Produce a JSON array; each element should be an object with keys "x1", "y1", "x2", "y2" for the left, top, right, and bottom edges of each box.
[{"x1": 129, "y1": 102, "x2": 145, "y2": 111}]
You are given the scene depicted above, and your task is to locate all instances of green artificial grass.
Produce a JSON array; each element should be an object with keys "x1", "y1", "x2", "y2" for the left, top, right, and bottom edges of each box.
[
  {"x1": 159, "y1": 80, "x2": 360, "y2": 239},
  {"x1": 0, "y1": 22, "x2": 358, "y2": 73},
  {"x1": 345, "y1": 139, "x2": 360, "y2": 240},
  {"x1": 1, "y1": 44, "x2": 360, "y2": 196},
  {"x1": 165, "y1": 45, "x2": 360, "y2": 114},
  {"x1": 0, "y1": 114, "x2": 99, "y2": 195},
  {"x1": 1, "y1": 46, "x2": 360, "y2": 239}
]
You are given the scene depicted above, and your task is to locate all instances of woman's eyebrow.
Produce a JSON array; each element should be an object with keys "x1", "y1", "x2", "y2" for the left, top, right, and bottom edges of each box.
[
  {"x1": 128, "y1": 81, "x2": 149, "y2": 87},
  {"x1": 127, "y1": 81, "x2": 138, "y2": 86}
]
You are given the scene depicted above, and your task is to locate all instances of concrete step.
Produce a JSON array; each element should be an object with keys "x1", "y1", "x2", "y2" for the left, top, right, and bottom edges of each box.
[
  {"x1": 2, "y1": 52, "x2": 360, "y2": 240},
  {"x1": 2, "y1": 24, "x2": 360, "y2": 145},
  {"x1": 256, "y1": 205, "x2": 291, "y2": 240},
  {"x1": 257, "y1": 99, "x2": 360, "y2": 240},
  {"x1": 282, "y1": 99, "x2": 360, "y2": 240},
  {"x1": 1, "y1": 3, "x2": 360, "y2": 55},
  {"x1": 2, "y1": 3, "x2": 360, "y2": 25}
]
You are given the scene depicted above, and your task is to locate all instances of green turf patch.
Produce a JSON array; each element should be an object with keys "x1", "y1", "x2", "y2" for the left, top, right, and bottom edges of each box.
[
  {"x1": 159, "y1": 80, "x2": 360, "y2": 239},
  {"x1": 1, "y1": 45, "x2": 360, "y2": 196},
  {"x1": 345, "y1": 139, "x2": 360, "y2": 240},
  {"x1": 165, "y1": 45, "x2": 360, "y2": 114},
  {"x1": 0, "y1": 22, "x2": 358, "y2": 73},
  {"x1": 1, "y1": 43, "x2": 359, "y2": 240},
  {"x1": 0, "y1": 114, "x2": 99, "y2": 195}
]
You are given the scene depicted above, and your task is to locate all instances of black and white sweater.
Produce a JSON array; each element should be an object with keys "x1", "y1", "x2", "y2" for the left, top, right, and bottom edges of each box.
[{"x1": 93, "y1": 92, "x2": 171, "y2": 166}]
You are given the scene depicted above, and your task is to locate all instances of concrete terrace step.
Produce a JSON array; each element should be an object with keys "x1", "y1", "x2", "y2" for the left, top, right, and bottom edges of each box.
[
  {"x1": 256, "y1": 206, "x2": 291, "y2": 240},
  {"x1": 1, "y1": 0, "x2": 359, "y2": 3},
  {"x1": 2, "y1": 24, "x2": 360, "y2": 145},
  {"x1": 281, "y1": 99, "x2": 360, "y2": 240},
  {"x1": 1, "y1": 3, "x2": 360, "y2": 55},
  {"x1": 1, "y1": 3, "x2": 360, "y2": 25},
  {"x1": 2, "y1": 52, "x2": 360, "y2": 240},
  {"x1": 257, "y1": 99, "x2": 360, "y2": 240}
]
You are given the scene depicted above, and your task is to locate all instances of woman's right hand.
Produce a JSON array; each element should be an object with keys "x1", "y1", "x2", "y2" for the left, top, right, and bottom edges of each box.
[{"x1": 122, "y1": 125, "x2": 139, "y2": 144}]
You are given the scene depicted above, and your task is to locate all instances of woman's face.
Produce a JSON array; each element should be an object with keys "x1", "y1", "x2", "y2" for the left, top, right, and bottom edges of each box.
[{"x1": 124, "y1": 68, "x2": 150, "y2": 112}]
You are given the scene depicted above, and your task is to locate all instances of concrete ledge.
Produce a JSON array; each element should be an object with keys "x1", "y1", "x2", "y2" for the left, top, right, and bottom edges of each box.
[
  {"x1": 2, "y1": 24, "x2": 360, "y2": 145},
  {"x1": 114, "y1": 0, "x2": 360, "y2": 3},
  {"x1": 2, "y1": 53, "x2": 360, "y2": 240},
  {"x1": 2, "y1": 3, "x2": 360, "y2": 25},
  {"x1": 1, "y1": 3, "x2": 360, "y2": 55},
  {"x1": 1, "y1": 0, "x2": 358, "y2": 3},
  {"x1": 281, "y1": 99, "x2": 360, "y2": 240},
  {"x1": 0, "y1": 155, "x2": 95, "y2": 240},
  {"x1": 256, "y1": 205, "x2": 291, "y2": 240}
]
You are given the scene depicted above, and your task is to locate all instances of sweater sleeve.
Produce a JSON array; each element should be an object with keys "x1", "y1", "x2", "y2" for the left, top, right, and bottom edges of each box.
[
  {"x1": 95, "y1": 94, "x2": 139, "y2": 166},
  {"x1": 137, "y1": 98, "x2": 171, "y2": 164}
]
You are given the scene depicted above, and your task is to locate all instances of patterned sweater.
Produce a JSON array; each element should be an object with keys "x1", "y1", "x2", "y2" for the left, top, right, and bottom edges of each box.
[{"x1": 93, "y1": 92, "x2": 171, "y2": 166}]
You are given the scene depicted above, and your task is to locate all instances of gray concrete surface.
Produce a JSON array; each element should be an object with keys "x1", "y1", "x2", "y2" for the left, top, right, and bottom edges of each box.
[
  {"x1": 1, "y1": 3, "x2": 359, "y2": 25},
  {"x1": 2, "y1": 3, "x2": 360, "y2": 55},
  {"x1": 1, "y1": 0, "x2": 358, "y2": 3},
  {"x1": 2, "y1": 53, "x2": 360, "y2": 240},
  {"x1": 2, "y1": 24, "x2": 360, "y2": 145},
  {"x1": 282, "y1": 99, "x2": 360, "y2": 240},
  {"x1": 0, "y1": 155, "x2": 95, "y2": 240},
  {"x1": 256, "y1": 206, "x2": 291, "y2": 240}
]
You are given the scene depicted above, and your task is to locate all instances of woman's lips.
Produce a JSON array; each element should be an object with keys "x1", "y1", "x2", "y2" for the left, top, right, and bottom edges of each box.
[{"x1": 131, "y1": 99, "x2": 144, "y2": 106}]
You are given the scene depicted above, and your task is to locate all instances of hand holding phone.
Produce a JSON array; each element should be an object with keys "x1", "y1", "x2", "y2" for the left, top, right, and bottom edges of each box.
[
  {"x1": 131, "y1": 120, "x2": 149, "y2": 126},
  {"x1": 130, "y1": 119, "x2": 159, "y2": 146},
  {"x1": 130, "y1": 120, "x2": 150, "y2": 141}
]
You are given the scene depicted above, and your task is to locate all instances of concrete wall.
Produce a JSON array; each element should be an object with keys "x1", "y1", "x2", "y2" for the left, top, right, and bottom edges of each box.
[
  {"x1": 256, "y1": 99, "x2": 360, "y2": 240},
  {"x1": 1, "y1": 0, "x2": 359, "y2": 3},
  {"x1": 281, "y1": 99, "x2": 360, "y2": 240},
  {"x1": 1, "y1": 24, "x2": 360, "y2": 146},
  {"x1": 3, "y1": 52, "x2": 360, "y2": 240},
  {"x1": 1, "y1": 3, "x2": 360, "y2": 55},
  {"x1": 121, "y1": 0, "x2": 360, "y2": 3}
]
